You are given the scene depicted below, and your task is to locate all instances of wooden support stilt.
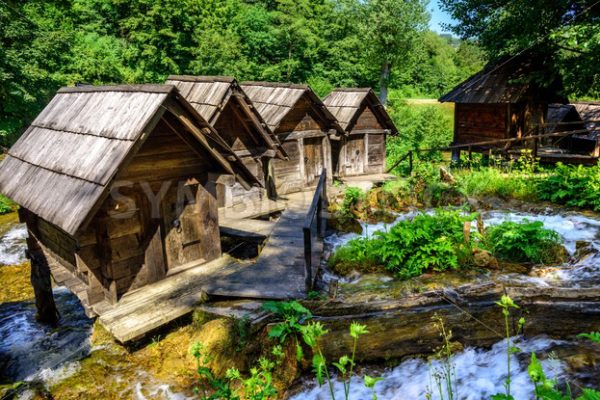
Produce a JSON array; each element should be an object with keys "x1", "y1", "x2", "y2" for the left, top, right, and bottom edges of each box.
[{"x1": 30, "y1": 252, "x2": 59, "y2": 325}]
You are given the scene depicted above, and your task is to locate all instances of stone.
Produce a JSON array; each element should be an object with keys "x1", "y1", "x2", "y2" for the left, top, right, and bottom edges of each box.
[
  {"x1": 472, "y1": 248, "x2": 499, "y2": 269},
  {"x1": 440, "y1": 167, "x2": 456, "y2": 184}
]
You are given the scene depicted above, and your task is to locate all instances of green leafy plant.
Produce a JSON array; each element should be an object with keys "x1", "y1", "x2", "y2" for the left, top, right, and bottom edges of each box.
[
  {"x1": 0, "y1": 194, "x2": 16, "y2": 215},
  {"x1": 300, "y1": 321, "x2": 382, "y2": 400},
  {"x1": 429, "y1": 314, "x2": 457, "y2": 400},
  {"x1": 484, "y1": 220, "x2": 564, "y2": 264},
  {"x1": 537, "y1": 163, "x2": 600, "y2": 211},
  {"x1": 190, "y1": 342, "x2": 283, "y2": 400},
  {"x1": 330, "y1": 208, "x2": 476, "y2": 279},
  {"x1": 338, "y1": 187, "x2": 366, "y2": 219},
  {"x1": 491, "y1": 295, "x2": 525, "y2": 400},
  {"x1": 262, "y1": 300, "x2": 312, "y2": 361}
]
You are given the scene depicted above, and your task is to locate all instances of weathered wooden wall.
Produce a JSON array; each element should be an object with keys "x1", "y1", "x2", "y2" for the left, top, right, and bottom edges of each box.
[
  {"x1": 339, "y1": 105, "x2": 387, "y2": 176},
  {"x1": 213, "y1": 102, "x2": 267, "y2": 207},
  {"x1": 454, "y1": 103, "x2": 509, "y2": 146},
  {"x1": 271, "y1": 97, "x2": 330, "y2": 194}
]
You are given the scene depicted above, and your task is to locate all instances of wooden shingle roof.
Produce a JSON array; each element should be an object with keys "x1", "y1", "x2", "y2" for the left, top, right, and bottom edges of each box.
[
  {"x1": 0, "y1": 84, "x2": 258, "y2": 235},
  {"x1": 323, "y1": 88, "x2": 397, "y2": 134},
  {"x1": 573, "y1": 102, "x2": 600, "y2": 134},
  {"x1": 240, "y1": 81, "x2": 343, "y2": 134},
  {"x1": 166, "y1": 75, "x2": 286, "y2": 158},
  {"x1": 439, "y1": 52, "x2": 566, "y2": 104}
]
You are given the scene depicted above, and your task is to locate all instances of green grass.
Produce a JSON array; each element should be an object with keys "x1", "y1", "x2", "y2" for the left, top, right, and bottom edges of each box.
[{"x1": 455, "y1": 168, "x2": 538, "y2": 201}]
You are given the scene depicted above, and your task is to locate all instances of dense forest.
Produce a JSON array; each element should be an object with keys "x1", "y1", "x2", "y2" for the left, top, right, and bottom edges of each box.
[{"x1": 1, "y1": 0, "x2": 598, "y2": 147}]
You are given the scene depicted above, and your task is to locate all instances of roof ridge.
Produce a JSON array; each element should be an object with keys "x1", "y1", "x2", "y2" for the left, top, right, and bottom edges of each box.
[
  {"x1": 167, "y1": 75, "x2": 236, "y2": 83},
  {"x1": 241, "y1": 81, "x2": 308, "y2": 90},
  {"x1": 58, "y1": 84, "x2": 174, "y2": 94}
]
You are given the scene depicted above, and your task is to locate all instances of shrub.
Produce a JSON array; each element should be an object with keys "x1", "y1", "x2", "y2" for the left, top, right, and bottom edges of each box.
[
  {"x1": 330, "y1": 209, "x2": 476, "y2": 279},
  {"x1": 0, "y1": 194, "x2": 16, "y2": 215},
  {"x1": 537, "y1": 162, "x2": 600, "y2": 211},
  {"x1": 338, "y1": 187, "x2": 365, "y2": 219},
  {"x1": 484, "y1": 220, "x2": 564, "y2": 264}
]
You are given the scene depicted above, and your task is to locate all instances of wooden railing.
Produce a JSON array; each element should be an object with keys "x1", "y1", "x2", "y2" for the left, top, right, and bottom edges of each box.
[
  {"x1": 386, "y1": 127, "x2": 593, "y2": 174},
  {"x1": 303, "y1": 169, "x2": 327, "y2": 292}
]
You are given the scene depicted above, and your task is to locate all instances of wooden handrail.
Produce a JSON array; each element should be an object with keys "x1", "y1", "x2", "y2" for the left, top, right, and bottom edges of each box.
[
  {"x1": 303, "y1": 169, "x2": 327, "y2": 292},
  {"x1": 386, "y1": 127, "x2": 592, "y2": 174}
]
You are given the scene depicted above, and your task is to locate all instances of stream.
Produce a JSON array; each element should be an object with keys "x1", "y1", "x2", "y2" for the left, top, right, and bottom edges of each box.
[{"x1": 1, "y1": 208, "x2": 600, "y2": 399}]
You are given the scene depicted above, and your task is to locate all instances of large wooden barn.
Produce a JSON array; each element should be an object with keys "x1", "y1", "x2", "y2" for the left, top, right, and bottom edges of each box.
[
  {"x1": 240, "y1": 82, "x2": 344, "y2": 194},
  {"x1": 439, "y1": 52, "x2": 566, "y2": 158},
  {"x1": 165, "y1": 76, "x2": 287, "y2": 206},
  {"x1": 323, "y1": 88, "x2": 397, "y2": 176},
  {"x1": 0, "y1": 84, "x2": 259, "y2": 319}
]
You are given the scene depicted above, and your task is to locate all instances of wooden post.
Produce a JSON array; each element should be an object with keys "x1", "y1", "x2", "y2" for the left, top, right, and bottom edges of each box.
[
  {"x1": 303, "y1": 227, "x2": 312, "y2": 292},
  {"x1": 30, "y1": 252, "x2": 59, "y2": 325}
]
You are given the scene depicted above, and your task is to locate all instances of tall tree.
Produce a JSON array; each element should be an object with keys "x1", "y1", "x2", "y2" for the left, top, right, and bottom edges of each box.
[
  {"x1": 439, "y1": 0, "x2": 600, "y2": 98},
  {"x1": 360, "y1": 0, "x2": 429, "y2": 104}
]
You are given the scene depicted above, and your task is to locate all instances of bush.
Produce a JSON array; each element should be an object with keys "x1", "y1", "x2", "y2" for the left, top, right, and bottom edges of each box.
[
  {"x1": 337, "y1": 186, "x2": 365, "y2": 219},
  {"x1": 330, "y1": 209, "x2": 476, "y2": 279},
  {"x1": 0, "y1": 194, "x2": 16, "y2": 214},
  {"x1": 386, "y1": 101, "x2": 453, "y2": 174},
  {"x1": 537, "y1": 162, "x2": 600, "y2": 211},
  {"x1": 484, "y1": 220, "x2": 564, "y2": 264}
]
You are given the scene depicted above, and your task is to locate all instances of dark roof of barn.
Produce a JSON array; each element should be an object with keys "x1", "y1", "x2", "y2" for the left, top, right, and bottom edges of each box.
[
  {"x1": 166, "y1": 75, "x2": 286, "y2": 158},
  {"x1": 439, "y1": 52, "x2": 567, "y2": 104},
  {"x1": 323, "y1": 88, "x2": 398, "y2": 134},
  {"x1": 0, "y1": 84, "x2": 258, "y2": 236},
  {"x1": 240, "y1": 81, "x2": 343, "y2": 134}
]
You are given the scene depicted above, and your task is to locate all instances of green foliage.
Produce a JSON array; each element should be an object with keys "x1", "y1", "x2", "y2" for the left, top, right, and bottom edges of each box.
[
  {"x1": 537, "y1": 163, "x2": 600, "y2": 211},
  {"x1": 0, "y1": 0, "x2": 486, "y2": 147},
  {"x1": 262, "y1": 300, "x2": 312, "y2": 344},
  {"x1": 0, "y1": 194, "x2": 16, "y2": 214},
  {"x1": 440, "y1": 0, "x2": 600, "y2": 98},
  {"x1": 484, "y1": 220, "x2": 564, "y2": 264},
  {"x1": 456, "y1": 168, "x2": 538, "y2": 201},
  {"x1": 386, "y1": 101, "x2": 454, "y2": 173},
  {"x1": 300, "y1": 321, "x2": 382, "y2": 400},
  {"x1": 578, "y1": 332, "x2": 600, "y2": 344},
  {"x1": 190, "y1": 342, "x2": 283, "y2": 400},
  {"x1": 338, "y1": 186, "x2": 365, "y2": 219},
  {"x1": 330, "y1": 209, "x2": 476, "y2": 279}
]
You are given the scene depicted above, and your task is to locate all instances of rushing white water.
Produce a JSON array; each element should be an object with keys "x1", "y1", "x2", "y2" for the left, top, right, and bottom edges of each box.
[
  {"x1": 0, "y1": 223, "x2": 28, "y2": 266},
  {"x1": 0, "y1": 287, "x2": 93, "y2": 383},
  {"x1": 290, "y1": 336, "x2": 564, "y2": 400}
]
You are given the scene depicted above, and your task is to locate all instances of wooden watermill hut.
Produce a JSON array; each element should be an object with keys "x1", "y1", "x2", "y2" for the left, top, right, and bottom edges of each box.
[
  {"x1": 165, "y1": 76, "x2": 287, "y2": 206},
  {"x1": 323, "y1": 88, "x2": 397, "y2": 176},
  {"x1": 546, "y1": 102, "x2": 600, "y2": 159},
  {"x1": 0, "y1": 84, "x2": 259, "y2": 320},
  {"x1": 240, "y1": 82, "x2": 344, "y2": 194},
  {"x1": 439, "y1": 52, "x2": 566, "y2": 159}
]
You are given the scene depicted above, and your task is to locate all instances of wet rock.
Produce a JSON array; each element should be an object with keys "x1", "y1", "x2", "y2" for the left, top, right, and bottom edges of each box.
[
  {"x1": 473, "y1": 249, "x2": 499, "y2": 269},
  {"x1": 574, "y1": 241, "x2": 595, "y2": 261}
]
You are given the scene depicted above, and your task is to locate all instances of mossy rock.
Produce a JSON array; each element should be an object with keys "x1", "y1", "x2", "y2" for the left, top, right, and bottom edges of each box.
[
  {"x1": 187, "y1": 318, "x2": 250, "y2": 377},
  {"x1": 328, "y1": 215, "x2": 363, "y2": 234}
]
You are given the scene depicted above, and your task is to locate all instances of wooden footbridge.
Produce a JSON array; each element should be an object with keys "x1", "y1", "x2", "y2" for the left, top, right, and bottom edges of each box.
[{"x1": 88, "y1": 173, "x2": 329, "y2": 342}]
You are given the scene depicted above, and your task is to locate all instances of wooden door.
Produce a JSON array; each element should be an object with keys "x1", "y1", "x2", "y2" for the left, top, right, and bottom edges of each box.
[
  {"x1": 303, "y1": 137, "x2": 323, "y2": 186},
  {"x1": 161, "y1": 184, "x2": 205, "y2": 270},
  {"x1": 345, "y1": 135, "x2": 365, "y2": 176}
]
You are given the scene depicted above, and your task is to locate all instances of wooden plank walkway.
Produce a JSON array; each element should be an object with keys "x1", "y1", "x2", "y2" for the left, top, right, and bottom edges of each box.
[{"x1": 95, "y1": 191, "x2": 318, "y2": 342}]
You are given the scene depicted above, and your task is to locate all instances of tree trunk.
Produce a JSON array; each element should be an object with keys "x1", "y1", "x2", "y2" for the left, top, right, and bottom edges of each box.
[
  {"x1": 379, "y1": 61, "x2": 390, "y2": 105},
  {"x1": 30, "y1": 252, "x2": 59, "y2": 325}
]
